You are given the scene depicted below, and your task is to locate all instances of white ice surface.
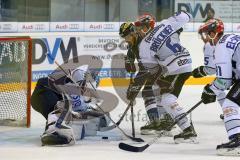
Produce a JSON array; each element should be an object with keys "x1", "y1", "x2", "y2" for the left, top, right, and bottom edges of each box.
[{"x1": 0, "y1": 86, "x2": 237, "y2": 160}]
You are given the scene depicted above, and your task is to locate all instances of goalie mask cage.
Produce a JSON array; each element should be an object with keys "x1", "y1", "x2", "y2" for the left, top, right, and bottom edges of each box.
[{"x1": 0, "y1": 37, "x2": 32, "y2": 127}]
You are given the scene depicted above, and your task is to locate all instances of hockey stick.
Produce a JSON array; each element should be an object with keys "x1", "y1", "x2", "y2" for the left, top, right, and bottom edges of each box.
[
  {"x1": 95, "y1": 103, "x2": 144, "y2": 142},
  {"x1": 129, "y1": 73, "x2": 135, "y2": 137},
  {"x1": 119, "y1": 100, "x2": 203, "y2": 152},
  {"x1": 100, "y1": 71, "x2": 150, "y2": 132}
]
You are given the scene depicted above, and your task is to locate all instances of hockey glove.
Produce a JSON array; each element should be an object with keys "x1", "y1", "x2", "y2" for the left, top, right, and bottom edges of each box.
[
  {"x1": 126, "y1": 71, "x2": 151, "y2": 101},
  {"x1": 124, "y1": 56, "x2": 136, "y2": 73},
  {"x1": 192, "y1": 66, "x2": 207, "y2": 78},
  {"x1": 127, "y1": 82, "x2": 141, "y2": 101},
  {"x1": 201, "y1": 84, "x2": 216, "y2": 104}
]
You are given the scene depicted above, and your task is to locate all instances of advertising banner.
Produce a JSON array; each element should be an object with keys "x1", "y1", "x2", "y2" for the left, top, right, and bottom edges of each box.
[
  {"x1": 84, "y1": 22, "x2": 120, "y2": 32},
  {"x1": 0, "y1": 22, "x2": 18, "y2": 32},
  {"x1": 30, "y1": 33, "x2": 128, "y2": 82},
  {"x1": 18, "y1": 22, "x2": 49, "y2": 32},
  {"x1": 50, "y1": 22, "x2": 84, "y2": 32},
  {"x1": 175, "y1": 0, "x2": 240, "y2": 23}
]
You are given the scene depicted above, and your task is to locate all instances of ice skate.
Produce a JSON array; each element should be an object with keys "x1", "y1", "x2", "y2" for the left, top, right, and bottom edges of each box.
[
  {"x1": 174, "y1": 124, "x2": 198, "y2": 144},
  {"x1": 216, "y1": 133, "x2": 240, "y2": 156},
  {"x1": 140, "y1": 114, "x2": 175, "y2": 136}
]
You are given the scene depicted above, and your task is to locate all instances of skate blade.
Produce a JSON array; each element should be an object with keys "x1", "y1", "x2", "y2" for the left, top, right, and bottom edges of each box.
[
  {"x1": 140, "y1": 130, "x2": 156, "y2": 135},
  {"x1": 156, "y1": 130, "x2": 174, "y2": 137},
  {"x1": 174, "y1": 137, "x2": 199, "y2": 144},
  {"x1": 217, "y1": 147, "x2": 240, "y2": 156}
]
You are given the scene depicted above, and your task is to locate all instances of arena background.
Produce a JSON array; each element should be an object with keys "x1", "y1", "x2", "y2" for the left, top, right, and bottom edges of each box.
[{"x1": 1, "y1": 0, "x2": 240, "y2": 87}]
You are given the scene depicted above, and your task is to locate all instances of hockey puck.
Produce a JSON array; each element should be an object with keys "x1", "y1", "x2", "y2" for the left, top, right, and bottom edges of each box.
[{"x1": 102, "y1": 136, "x2": 108, "y2": 140}]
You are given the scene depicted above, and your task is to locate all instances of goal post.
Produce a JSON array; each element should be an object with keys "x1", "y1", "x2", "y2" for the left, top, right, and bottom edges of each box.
[{"x1": 0, "y1": 36, "x2": 32, "y2": 127}]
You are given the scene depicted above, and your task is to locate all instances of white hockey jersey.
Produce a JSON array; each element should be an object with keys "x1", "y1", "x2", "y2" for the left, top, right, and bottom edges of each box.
[
  {"x1": 139, "y1": 11, "x2": 192, "y2": 75},
  {"x1": 203, "y1": 42, "x2": 216, "y2": 75},
  {"x1": 213, "y1": 34, "x2": 240, "y2": 89}
]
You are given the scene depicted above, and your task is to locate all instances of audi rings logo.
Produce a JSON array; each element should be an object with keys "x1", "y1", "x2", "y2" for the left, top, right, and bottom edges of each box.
[
  {"x1": 103, "y1": 24, "x2": 115, "y2": 30},
  {"x1": 35, "y1": 24, "x2": 46, "y2": 31},
  {"x1": 2, "y1": 24, "x2": 12, "y2": 30},
  {"x1": 69, "y1": 24, "x2": 80, "y2": 29},
  {"x1": 104, "y1": 40, "x2": 128, "y2": 51}
]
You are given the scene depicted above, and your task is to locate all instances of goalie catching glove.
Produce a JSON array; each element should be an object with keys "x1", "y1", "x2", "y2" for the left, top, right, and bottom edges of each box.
[{"x1": 201, "y1": 84, "x2": 216, "y2": 104}]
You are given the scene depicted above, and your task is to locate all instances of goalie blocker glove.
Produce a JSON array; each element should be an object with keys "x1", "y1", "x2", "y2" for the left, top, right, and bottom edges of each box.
[
  {"x1": 201, "y1": 84, "x2": 216, "y2": 104},
  {"x1": 192, "y1": 66, "x2": 207, "y2": 78}
]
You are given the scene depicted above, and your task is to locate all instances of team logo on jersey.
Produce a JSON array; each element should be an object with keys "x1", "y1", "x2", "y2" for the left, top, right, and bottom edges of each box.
[{"x1": 177, "y1": 58, "x2": 192, "y2": 66}]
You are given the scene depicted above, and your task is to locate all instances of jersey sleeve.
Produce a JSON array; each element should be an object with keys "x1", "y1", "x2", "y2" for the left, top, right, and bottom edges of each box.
[
  {"x1": 214, "y1": 44, "x2": 233, "y2": 79},
  {"x1": 167, "y1": 11, "x2": 192, "y2": 31},
  {"x1": 203, "y1": 42, "x2": 216, "y2": 75},
  {"x1": 211, "y1": 43, "x2": 233, "y2": 91}
]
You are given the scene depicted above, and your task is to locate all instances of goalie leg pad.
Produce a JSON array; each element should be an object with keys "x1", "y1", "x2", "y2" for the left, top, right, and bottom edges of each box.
[
  {"x1": 41, "y1": 131, "x2": 75, "y2": 146},
  {"x1": 41, "y1": 124, "x2": 76, "y2": 146}
]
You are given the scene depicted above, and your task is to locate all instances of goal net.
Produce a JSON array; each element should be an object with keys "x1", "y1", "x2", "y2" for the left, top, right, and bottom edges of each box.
[{"x1": 0, "y1": 37, "x2": 32, "y2": 127}]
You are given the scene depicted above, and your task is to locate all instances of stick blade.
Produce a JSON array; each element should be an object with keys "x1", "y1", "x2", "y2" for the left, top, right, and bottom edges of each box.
[
  {"x1": 119, "y1": 142, "x2": 149, "y2": 152},
  {"x1": 130, "y1": 137, "x2": 144, "y2": 142}
]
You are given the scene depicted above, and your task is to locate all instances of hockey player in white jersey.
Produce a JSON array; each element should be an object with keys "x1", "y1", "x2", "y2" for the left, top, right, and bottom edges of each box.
[
  {"x1": 198, "y1": 19, "x2": 240, "y2": 156},
  {"x1": 192, "y1": 20, "x2": 226, "y2": 119},
  {"x1": 31, "y1": 65, "x2": 109, "y2": 146},
  {"x1": 119, "y1": 16, "x2": 175, "y2": 136},
  {"x1": 127, "y1": 11, "x2": 197, "y2": 143}
]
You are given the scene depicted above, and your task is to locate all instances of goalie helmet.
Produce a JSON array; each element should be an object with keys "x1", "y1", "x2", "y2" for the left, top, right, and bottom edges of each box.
[
  {"x1": 198, "y1": 18, "x2": 224, "y2": 35},
  {"x1": 71, "y1": 65, "x2": 100, "y2": 89},
  {"x1": 134, "y1": 13, "x2": 156, "y2": 30},
  {"x1": 119, "y1": 22, "x2": 135, "y2": 38},
  {"x1": 71, "y1": 65, "x2": 88, "y2": 87}
]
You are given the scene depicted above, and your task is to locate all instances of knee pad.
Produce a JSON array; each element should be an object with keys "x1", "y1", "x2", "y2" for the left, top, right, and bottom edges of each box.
[
  {"x1": 226, "y1": 81, "x2": 240, "y2": 106},
  {"x1": 160, "y1": 93, "x2": 177, "y2": 107}
]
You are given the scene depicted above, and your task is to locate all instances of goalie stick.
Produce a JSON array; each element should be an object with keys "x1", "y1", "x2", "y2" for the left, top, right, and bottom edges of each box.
[
  {"x1": 99, "y1": 100, "x2": 133, "y2": 132},
  {"x1": 95, "y1": 103, "x2": 144, "y2": 142},
  {"x1": 46, "y1": 53, "x2": 144, "y2": 142},
  {"x1": 119, "y1": 100, "x2": 203, "y2": 152}
]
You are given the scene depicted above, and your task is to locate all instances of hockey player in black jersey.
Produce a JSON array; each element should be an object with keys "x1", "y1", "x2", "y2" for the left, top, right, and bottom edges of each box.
[{"x1": 119, "y1": 18, "x2": 175, "y2": 136}]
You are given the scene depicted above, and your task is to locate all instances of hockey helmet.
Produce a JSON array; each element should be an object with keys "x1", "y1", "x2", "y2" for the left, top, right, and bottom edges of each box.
[
  {"x1": 134, "y1": 13, "x2": 156, "y2": 30},
  {"x1": 71, "y1": 65, "x2": 100, "y2": 89},
  {"x1": 119, "y1": 22, "x2": 135, "y2": 38},
  {"x1": 71, "y1": 65, "x2": 89, "y2": 87},
  {"x1": 198, "y1": 18, "x2": 224, "y2": 35}
]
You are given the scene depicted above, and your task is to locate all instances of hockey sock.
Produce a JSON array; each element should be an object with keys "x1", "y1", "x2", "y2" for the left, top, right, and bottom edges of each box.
[{"x1": 160, "y1": 93, "x2": 191, "y2": 130}]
